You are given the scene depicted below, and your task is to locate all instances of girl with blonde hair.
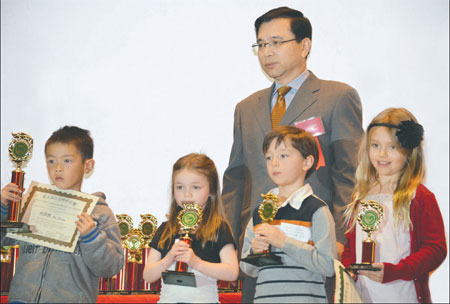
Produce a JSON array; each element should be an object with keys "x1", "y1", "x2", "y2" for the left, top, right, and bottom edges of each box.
[
  {"x1": 341, "y1": 108, "x2": 446, "y2": 303},
  {"x1": 143, "y1": 153, "x2": 238, "y2": 303}
]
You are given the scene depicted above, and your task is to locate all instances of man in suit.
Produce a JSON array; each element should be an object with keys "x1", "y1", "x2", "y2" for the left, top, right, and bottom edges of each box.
[{"x1": 222, "y1": 6, "x2": 363, "y2": 302}]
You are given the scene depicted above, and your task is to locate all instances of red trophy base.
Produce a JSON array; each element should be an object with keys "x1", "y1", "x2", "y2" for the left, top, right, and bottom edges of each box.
[{"x1": 348, "y1": 239, "x2": 380, "y2": 271}]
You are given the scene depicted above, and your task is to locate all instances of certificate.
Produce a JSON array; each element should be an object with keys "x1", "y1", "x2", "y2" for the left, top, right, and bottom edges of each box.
[
  {"x1": 6, "y1": 181, "x2": 99, "y2": 253},
  {"x1": 333, "y1": 260, "x2": 363, "y2": 303}
]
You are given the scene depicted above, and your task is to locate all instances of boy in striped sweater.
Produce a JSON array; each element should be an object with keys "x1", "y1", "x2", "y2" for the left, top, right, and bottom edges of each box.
[{"x1": 240, "y1": 126, "x2": 337, "y2": 303}]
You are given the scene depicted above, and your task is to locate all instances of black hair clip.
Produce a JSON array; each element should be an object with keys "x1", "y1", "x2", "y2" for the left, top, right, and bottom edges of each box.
[{"x1": 395, "y1": 120, "x2": 424, "y2": 149}]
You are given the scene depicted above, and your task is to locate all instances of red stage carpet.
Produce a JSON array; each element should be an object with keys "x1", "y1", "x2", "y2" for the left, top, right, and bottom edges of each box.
[{"x1": 1, "y1": 293, "x2": 241, "y2": 303}]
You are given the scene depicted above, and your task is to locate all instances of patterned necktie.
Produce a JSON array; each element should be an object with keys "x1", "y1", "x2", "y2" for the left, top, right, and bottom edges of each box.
[{"x1": 271, "y1": 86, "x2": 292, "y2": 129}]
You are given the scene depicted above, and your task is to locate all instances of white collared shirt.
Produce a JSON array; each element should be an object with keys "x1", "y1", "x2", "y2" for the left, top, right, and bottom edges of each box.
[
  {"x1": 269, "y1": 183, "x2": 314, "y2": 210},
  {"x1": 267, "y1": 183, "x2": 315, "y2": 243}
]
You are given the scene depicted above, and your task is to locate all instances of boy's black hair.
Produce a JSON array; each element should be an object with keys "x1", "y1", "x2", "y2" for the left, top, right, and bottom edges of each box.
[
  {"x1": 45, "y1": 126, "x2": 93, "y2": 161},
  {"x1": 263, "y1": 125, "x2": 318, "y2": 179}
]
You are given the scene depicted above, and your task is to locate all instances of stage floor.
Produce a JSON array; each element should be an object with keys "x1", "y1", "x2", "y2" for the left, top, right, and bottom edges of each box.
[{"x1": 1, "y1": 292, "x2": 241, "y2": 303}]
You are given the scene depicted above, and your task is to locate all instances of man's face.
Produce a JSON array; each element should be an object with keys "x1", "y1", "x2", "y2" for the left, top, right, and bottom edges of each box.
[{"x1": 257, "y1": 18, "x2": 309, "y2": 85}]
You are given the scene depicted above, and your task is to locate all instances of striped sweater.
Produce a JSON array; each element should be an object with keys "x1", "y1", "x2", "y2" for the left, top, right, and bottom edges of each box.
[{"x1": 240, "y1": 185, "x2": 337, "y2": 303}]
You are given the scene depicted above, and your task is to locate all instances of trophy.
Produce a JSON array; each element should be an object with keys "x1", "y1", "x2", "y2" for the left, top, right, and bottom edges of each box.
[
  {"x1": 1, "y1": 132, "x2": 33, "y2": 233},
  {"x1": 139, "y1": 214, "x2": 158, "y2": 248},
  {"x1": 1, "y1": 245, "x2": 19, "y2": 292},
  {"x1": 241, "y1": 193, "x2": 282, "y2": 267},
  {"x1": 162, "y1": 203, "x2": 203, "y2": 287},
  {"x1": 126, "y1": 228, "x2": 144, "y2": 264},
  {"x1": 117, "y1": 214, "x2": 133, "y2": 241},
  {"x1": 139, "y1": 214, "x2": 158, "y2": 290},
  {"x1": 125, "y1": 228, "x2": 144, "y2": 291},
  {"x1": 115, "y1": 214, "x2": 134, "y2": 290},
  {"x1": 348, "y1": 200, "x2": 383, "y2": 271}
]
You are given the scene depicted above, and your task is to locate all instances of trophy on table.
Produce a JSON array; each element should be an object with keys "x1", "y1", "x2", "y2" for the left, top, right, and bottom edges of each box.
[
  {"x1": 126, "y1": 228, "x2": 144, "y2": 264},
  {"x1": 117, "y1": 214, "x2": 134, "y2": 241},
  {"x1": 140, "y1": 214, "x2": 158, "y2": 248},
  {"x1": 125, "y1": 228, "x2": 144, "y2": 291},
  {"x1": 162, "y1": 203, "x2": 203, "y2": 287},
  {"x1": 139, "y1": 214, "x2": 158, "y2": 291},
  {"x1": 241, "y1": 193, "x2": 283, "y2": 267},
  {"x1": 348, "y1": 200, "x2": 383, "y2": 271},
  {"x1": 1, "y1": 132, "x2": 33, "y2": 233},
  {"x1": 115, "y1": 214, "x2": 134, "y2": 290}
]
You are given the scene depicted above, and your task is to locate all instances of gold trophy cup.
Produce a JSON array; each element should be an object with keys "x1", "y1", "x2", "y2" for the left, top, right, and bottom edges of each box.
[
  {"x1": 139, "y1": 214, "x2": 158, "y2": 248},
  {"x1": 1, "y1": 132, "x2": 33, "y2": 233},
  {"x1": 162, "y1": 203, "x2": 203, "y2": 287},
  {"x1": 126, "y1": 228, "x2": 144, "y2": 264},
  {"x1": 241, "y1": 193, "x2": 283, "y2": 267},
  {"x1": 348, "y1": 200, "x2": 383, "y2": 271}
]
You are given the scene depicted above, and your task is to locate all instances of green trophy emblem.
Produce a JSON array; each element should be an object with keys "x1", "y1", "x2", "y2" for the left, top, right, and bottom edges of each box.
[
  {"x1": 9, "y1": 132, "x2": 33, "y2": 169},
  {"x1": 361, "y1": 210, "x2": 379, "y2": 228},
  {"x1": 357, "y1": 201, "x2": 383, "y2": 236},
  {"x1": 116, "y1": 214, "x2": 133, "y2": 241},
  {"x1": 139, "y1": 214, "x2": 158, "y2": 247},
  {"x1": 181, "y1": 211, "x2": 198, "y2": 227},
  {"x1": 258, "y1": 193, "x2": 279, "y2": 223},
  {"x1": 177, "y1": 203, "x2": 203, "y2": 233}
]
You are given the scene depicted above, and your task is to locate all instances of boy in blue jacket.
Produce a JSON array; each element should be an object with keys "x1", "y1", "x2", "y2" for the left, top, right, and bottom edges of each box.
[{"x1": 1, "y1": 126, "x2": 123, "y2": 303}]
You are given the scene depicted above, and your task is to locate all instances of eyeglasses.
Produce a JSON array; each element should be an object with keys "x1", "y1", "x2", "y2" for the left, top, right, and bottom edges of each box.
[{"x1": 251, "y1": 38, "x2": 297, "y2": 52}]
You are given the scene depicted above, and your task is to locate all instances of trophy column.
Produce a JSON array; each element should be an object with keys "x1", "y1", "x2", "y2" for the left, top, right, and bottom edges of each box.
[{"x1": 1, "y1": 132, "x2": 33, "y2": 233}]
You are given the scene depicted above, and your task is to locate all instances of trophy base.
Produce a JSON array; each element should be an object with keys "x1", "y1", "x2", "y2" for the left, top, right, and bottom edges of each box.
[
  {"x1": 347, "y1": 263, "x2": 381, "y2": 271},
  {"x1": 0, "y1": 221, "x2": 31, "y2": 233},
  {"x1": 162, "y1": 270, "x2": 197, "y2": 287},
  {"x1": 241, "y1": 253, "x2": 282, "y2": 267}
]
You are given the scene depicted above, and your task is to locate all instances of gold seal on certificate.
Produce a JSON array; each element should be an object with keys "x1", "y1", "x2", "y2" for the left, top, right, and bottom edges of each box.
[
  {"x1": 1, "y1": 132, "x2": 33, "y2": 233},
  {"x1": 241, "y1": 192, "x2": 283, "y2": 267},
  {"x1": 348, "y1": 200, "x2": 383, "y2": 271},
  {"x1": 162, "y1": 203, "x2": 203, "y2": 287}
]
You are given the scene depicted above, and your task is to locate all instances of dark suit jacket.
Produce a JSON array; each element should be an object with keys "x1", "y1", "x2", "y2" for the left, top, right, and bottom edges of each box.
[{"x1": 222, "y1": 71, "x2": 363, "y2": 248}]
